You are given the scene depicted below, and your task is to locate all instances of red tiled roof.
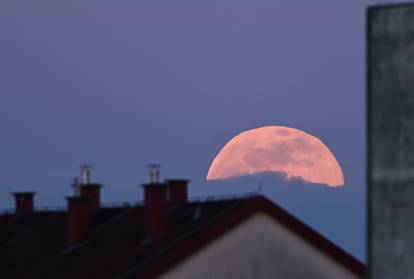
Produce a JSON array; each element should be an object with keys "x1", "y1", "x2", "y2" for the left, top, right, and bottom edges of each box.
[{"x1": 0, "y1": 196, "x2": 365, "y2": 278}]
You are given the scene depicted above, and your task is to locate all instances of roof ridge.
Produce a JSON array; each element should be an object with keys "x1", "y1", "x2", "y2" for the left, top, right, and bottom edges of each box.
[
  {"x1": 129, "y1": 196, "x2": 364, "y2": 278},
  {"x1": 250, "y1": 196, "x2": 365, "y2": 276},
  {"x1": 116, "y1": 199, "x2": 246, "y2": 279}
]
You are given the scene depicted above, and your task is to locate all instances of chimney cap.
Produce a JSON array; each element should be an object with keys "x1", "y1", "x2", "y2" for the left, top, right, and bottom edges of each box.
[
  {"x1": 80, "y1": 164, "x2": 92, "y2": 169},
  {"x1": 66, "y1": 196, "x2": 89, "y2": 203},
  {"x1": 13, "y1": 192, "x2": 36, "y2": 197},
  {"x1": 141, "y1": 182, "x2": 167, "y2": 188},
  {"x1": 166, "y1": 179, "x2": 191, "y2": 183},
  {"x1": 81, "y1": 183, "x2": 103, "y2": 188}
]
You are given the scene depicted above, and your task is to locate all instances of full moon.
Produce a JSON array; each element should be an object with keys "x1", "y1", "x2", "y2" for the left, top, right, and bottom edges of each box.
[{"x1": 207, "y1": 126, "x2": 344, "y2": 187}]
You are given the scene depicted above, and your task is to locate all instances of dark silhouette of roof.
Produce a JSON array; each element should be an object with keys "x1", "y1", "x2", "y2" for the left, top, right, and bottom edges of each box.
[{"x1": 0, "y1": 195, "x2": 365, "y2": 278}]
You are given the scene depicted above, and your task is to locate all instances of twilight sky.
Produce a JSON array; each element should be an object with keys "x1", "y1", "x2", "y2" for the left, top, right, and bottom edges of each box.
[{"x1": 0, "y1": 0, "x2": 391, "y2": 261}]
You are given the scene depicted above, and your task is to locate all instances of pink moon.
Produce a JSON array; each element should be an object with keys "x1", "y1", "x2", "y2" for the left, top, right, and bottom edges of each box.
[{"x1": 207, "y1": 126, "x2": 344, "y2": 187}]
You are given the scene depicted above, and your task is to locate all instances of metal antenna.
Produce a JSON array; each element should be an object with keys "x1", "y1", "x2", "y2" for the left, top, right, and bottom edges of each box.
[
  {"x1": 80, "y1": 164, "x2": 92, "y2": 185},
  {"x1": 148, "y1": 164, "x2": 161, "y2": 183},
  {"x1": 71, "y1": 177, "x2": 80, "y2": 197}
]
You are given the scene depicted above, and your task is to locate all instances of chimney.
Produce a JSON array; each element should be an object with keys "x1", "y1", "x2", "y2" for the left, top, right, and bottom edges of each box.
[
  {"x1": 167, "y1": 179, "x2": 189, "y2": 206},
  {"x1": 13, "y1": 192, "x2": 35, "y2": 214},
  {"x1": 77, "y1": 165, "x2": 102, "y2": 211},
  {"x1": 80, "y1": 184, "x2": 102, "y2": 211},
  {"x1": 142, "y1": 164, "x2": 167, "y2": 239},
  {"x1": 66, "y1": 197, "x2": 91, "y2": 248}
]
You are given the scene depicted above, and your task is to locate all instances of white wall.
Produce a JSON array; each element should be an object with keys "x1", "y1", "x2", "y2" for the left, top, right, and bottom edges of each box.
[{"x1": 161, "y1": 213, "x2": 360, "y2": 279}]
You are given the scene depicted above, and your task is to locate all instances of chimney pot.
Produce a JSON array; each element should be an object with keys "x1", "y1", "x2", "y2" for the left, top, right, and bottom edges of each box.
[
  {"x1": 148, "y1": 164, "x2": 161, "y2": 184},
  {"x1": 80, "y1": 164, "x2": 92, "y2": 185},
  {"x1": 75, "y1": 165, "x2": 102, "y2": 210},
  {"x1": 72, "y1": 178, "x2": 81, "y2": 197}
]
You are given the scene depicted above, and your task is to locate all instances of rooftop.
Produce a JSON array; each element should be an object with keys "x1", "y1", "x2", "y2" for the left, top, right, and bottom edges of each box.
[{"x1": 0, "y1": 193, "x2": 364, "y2": 278}]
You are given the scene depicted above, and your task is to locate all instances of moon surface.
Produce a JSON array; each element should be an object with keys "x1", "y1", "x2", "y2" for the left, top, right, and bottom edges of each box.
[{"x1": 207, "y1": 126, "x2": 344, "y2": 187}]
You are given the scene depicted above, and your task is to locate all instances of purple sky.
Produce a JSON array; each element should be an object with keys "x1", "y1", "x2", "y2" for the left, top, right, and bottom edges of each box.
[{"x1": 1, "y1": 0, "x2": 387, "y2": 260}]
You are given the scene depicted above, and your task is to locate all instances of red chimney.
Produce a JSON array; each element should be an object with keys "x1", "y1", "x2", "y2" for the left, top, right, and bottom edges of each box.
[
  {"x1": 167, "y1": 179, "x2": 189, "y2": 206},
  {"x1": 142, "y1": 183, "x2": 168, "y2": 238},
  {"x1": 66, "y1": 197, "x2": 91, "y2": 248},
  {"x1": 75, "y1": 165, "x2": 102, "y2": 211},
  {"x1": 80, "y1": 184, "x2": 102, "y2": 211},
  {"x1": 13, "y1": 192, "x2": 35, "y2": 214}
]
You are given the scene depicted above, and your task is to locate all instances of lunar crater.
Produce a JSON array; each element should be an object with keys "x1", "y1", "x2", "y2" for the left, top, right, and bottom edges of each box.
[{"x1": 207, "y1": 126, "x2": 344, "y2": 187}]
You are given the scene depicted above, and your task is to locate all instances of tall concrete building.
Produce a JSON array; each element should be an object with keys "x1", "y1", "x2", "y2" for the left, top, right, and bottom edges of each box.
[{"x1": 368, "y1": 3, "x2": 414, "y2": 279}]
